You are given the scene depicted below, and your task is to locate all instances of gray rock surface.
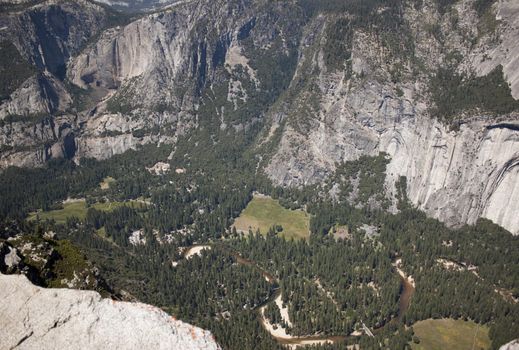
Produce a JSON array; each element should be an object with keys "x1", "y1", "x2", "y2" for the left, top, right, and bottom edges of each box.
[
  {"x1": 265, "y1": 0, "x2": 519, "y2": 234},
  {"x1": 0, "y1": 73, "x2": 71, "y2": 118},
  {"x1": 0, "y1": 273, "x2": 220, "y2": 350},
  {"x1": 1, "y1": 0, "x2": 290, "y2": 164},
  {"x1": 0, "y1": 242, "x2": 22, "y2": 273},
  {"x1": 1, "y1": 0, "x2": 108, "y2": 75},
  {"x1": 3, "y1": 246, "x2": 21, "y2": 268},
  {"x1": 500, "y1": 339, "x2": 519, "y2": 350},
  {"x1": 473, "y1": 0, "x2": 519, "y2": 99},
  {"x1": 92, "y1": 0, "x2": 183, "y2": 12}
]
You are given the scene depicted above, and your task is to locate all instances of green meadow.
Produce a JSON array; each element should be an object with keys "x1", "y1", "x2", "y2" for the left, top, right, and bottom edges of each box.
[
  {"x1": 28, "y1": 199, "x2": 142, "y2": 224},
  {"x1": 411, "y1": 319, "x2": 490, "y2": 350},
  {"x1": 233, "y1": 195, "x2": 310, "y2": 240}
]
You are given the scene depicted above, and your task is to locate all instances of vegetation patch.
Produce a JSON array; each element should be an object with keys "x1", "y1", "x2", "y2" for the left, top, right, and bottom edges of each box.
[
  {"x1": 233, "y1": 195, "x2": 310, "y2": 240},
  {"x1": 0, "y1": 41, "x2": 35, "y2": 101},
  {"x1": 100, "y1": 176, "x2": 116, "y2": 190},
  {"x1": 324, "y1": 18, "x2": 353, "y2": 72},
  {"x1": 430, "y1": 65, "x2": 519, "y2": 123},
  {"x1": 67, "y1": 83, "x2": 109, "y2": 113},
  {"x1": 48, "y1": 239, "x2": 90, "y2": 288},
  {"x1": 411, "y1": 319, "x2": 491, "y2": 350},
  {"x1": 28, "y1": 199, "x2": 141, "y2": 224},
  {"x1": 2, "y1": 228, "x2": 106, "y2": 292},
  {"x1": 325, "y1": 153, "x2": 390, "y2": 208}
]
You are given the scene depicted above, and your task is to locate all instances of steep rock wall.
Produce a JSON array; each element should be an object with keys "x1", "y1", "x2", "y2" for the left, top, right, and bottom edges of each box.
[
  {"x1": 266, "y1": 0, "x2": 519, "y2": 234},
  {"x1": 0, "y1": 0, "x2": 109, "y2": 79},
  {"x1": 0, "y1": 72, "x2": 71, "y2": 118},
  {"x1": 382, "y1": 115, "x2": 519, "y2": 234}
]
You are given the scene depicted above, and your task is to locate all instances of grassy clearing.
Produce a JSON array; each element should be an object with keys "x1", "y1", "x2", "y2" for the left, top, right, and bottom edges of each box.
[
  {"x1": 330, "y1": 224, "x2": 350, "y2": 240},
  {"x1": 100, "y1": 176, "x2": 116, "y2": 190},
  {"x1": 95, "y1": 226, "x2": 116, "y2": 244},
  {"x1": 28, "y1": 199, "x2": 142, "y2": 224},
  {"x1": 233, "y1": 195, "x2": 310, "y2": 240},
  {"x1": 411, "y1": 319, "x2": 490, "y2": 350}
]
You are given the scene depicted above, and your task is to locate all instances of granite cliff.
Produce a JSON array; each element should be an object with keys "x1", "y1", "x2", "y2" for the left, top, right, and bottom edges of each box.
[{"x1": 264, "y1": 0, "x2": 519, "y2": 234}]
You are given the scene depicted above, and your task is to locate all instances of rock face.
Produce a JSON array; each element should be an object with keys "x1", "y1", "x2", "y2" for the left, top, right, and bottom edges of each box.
[
  {"x1": 0, "y1": 73, "x2": 71, "y2": 118},
  {"x1": 384, "y1": 117, "x2": 519, "y2": 235},
  {"x1": 92, "y1": 0, "x2": 182, "y2": 12},
  {"x1": 0, "y1": 273, "x2": 221, "y2": 350},
  {"x1": 475, "y1": 0, "x2": 519, "y2": 99},
  {"x1": 264, "y1": 0, "x2": 519, "y2": 234},
  {"x1": 500, "y1": 339, "x2": 519, "y2": 350},
  {"x1": 0, "y1": 0, "x2": 302, "y2": 164},
  {"x1": 0, "y1": 242, "x2": 22, "y2": 273},
  {"x1": 3, "y1": 0, "x2": 108, "y2": 78}
]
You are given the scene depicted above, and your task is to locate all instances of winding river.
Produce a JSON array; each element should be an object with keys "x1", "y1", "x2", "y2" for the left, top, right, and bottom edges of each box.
[
  {"x1": 202, "y1": 244, "x2": 415, "y2": 347},
  {"x1": 397, "y1": 274, "x2": 415, "y2": 322}
]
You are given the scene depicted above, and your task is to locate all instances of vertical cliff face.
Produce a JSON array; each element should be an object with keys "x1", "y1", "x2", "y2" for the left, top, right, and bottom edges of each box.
[
  {"x1": 0, "y1": 273, "x2": 221, "y2": 350},
  {"x1": 0, "y1": 0, "x2": 113, "y2": 166},
  {"x1": 0, "y1": 72, "x2": 72, "y2": 118},
  {"x1": 1, "y1": 0, "x2": 304, "y2": 165},
  {"x1": 381, "y1": 116, "x2": 519, "y2": 234},
  {"x1": 67, "y1": 4, "x2": 204, "y2": 109},
  {"x1": 1, "y1": 0, "x2": 109, "y2": 78},
  {"x1": 91, "y1": 0, "x2": 182, "y2": 12},
  {"x1": 264, "y1": 0, "x2": 519, "y2": 234},
  {"x1": 68, "y1": 0, "x2": 302, "y2": 111},
  {"x1": 65, "y1": 0, "x2": 302, "y2": 160}
]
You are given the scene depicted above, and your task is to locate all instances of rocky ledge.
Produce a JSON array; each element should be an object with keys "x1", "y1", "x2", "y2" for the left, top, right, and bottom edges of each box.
[{"x1": 0, "y1": 273, "x2": 220, "y2": 350}]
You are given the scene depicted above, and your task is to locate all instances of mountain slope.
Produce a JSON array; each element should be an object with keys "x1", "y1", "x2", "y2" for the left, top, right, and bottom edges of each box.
[
  {"x1": 0, "y1": 0, "x2": 518, "y2": 234},
  {"x1": 263, "y1": 0, "x2": 519, "y2": 234}
]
